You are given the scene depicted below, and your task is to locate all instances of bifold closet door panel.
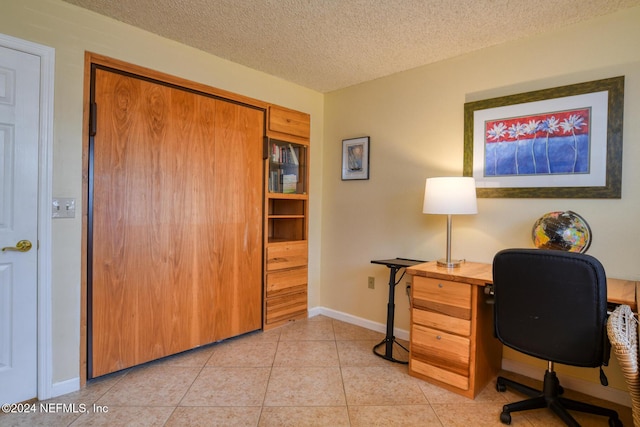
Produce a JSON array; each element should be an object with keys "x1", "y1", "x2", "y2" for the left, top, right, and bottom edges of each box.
[
  {"x1": 209, "y1": 99, "x2": 263, "y2": 341},
  {"x1": 90, "y1": 68, "x2": 263, "y2": 377}
]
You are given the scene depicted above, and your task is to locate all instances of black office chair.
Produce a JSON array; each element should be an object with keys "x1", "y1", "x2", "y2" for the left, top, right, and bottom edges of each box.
[{"x1": 493, "y1": 249, "x2": 621, "y2": 427}]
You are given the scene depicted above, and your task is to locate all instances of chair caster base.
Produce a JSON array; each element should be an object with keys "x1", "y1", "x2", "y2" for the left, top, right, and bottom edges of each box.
[
  {"x1": 495, "y1": 373, "x2": 620, "y2": 427},
  {"x1": 499, "y1": 411, "x2": 511, "y2": 425}
]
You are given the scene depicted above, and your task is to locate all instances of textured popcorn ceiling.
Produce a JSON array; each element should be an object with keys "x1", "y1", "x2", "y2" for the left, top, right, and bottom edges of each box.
[{"x1": 63, "y1": 0, "x2": 640, "y2": 93}]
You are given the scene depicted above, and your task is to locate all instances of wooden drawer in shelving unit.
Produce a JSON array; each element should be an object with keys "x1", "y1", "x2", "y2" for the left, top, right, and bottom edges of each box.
[
  {"x1": 264, "y1": 241, "x2": 308, "y2": 328},
  {"x1": 266, "y1": 267, "x2": 308, "y2": 297},
  {"x1": 268, "y1": 105, "x2": 310, "y2": 140},
  {"x1": 266, "y1": 241, "x2": 308, "y2": 271},
  {"x1": 266, "y1": 290, "x2": 307, "y2": 325}
]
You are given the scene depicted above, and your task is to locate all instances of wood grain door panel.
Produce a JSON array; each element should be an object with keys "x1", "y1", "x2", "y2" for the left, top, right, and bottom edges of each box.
[{"x1": 90, "y1": 68, "x2": 263, "y2": 377}]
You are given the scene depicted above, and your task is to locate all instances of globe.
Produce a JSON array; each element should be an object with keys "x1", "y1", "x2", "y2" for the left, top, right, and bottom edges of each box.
[{"x1": 531, "y1": 211, "x2": 592, "y2": 253}]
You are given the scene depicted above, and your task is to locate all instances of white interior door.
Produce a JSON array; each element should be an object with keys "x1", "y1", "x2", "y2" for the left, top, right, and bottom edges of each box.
[{"x1": 0, "y1": 44, "x2": 40, "y2": 404}]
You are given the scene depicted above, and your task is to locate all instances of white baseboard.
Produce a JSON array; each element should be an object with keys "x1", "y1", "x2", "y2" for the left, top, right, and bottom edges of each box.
[
  {"x1": 309, "y1": 306, "x2": 409, "y2": 341},
  {"x1": 309, "y1": 306, "x2": 631, "y2": 407},
  {"x1": 51, "y1": 377, "x2": 80, "y2": 399}
]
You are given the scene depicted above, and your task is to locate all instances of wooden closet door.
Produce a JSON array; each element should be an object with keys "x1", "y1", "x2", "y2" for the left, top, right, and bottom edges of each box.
[{"x1": 90, "y1": 68, "x2": 263, "y2": 377}]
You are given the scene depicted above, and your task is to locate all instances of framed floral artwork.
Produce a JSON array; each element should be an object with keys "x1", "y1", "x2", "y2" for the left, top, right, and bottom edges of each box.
[{"x1": 463, "y1": 76, "x2": 624, "y2": 198}]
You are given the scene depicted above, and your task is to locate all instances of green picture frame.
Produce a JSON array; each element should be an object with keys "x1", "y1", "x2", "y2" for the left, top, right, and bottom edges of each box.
[{"x1": 463, "y1": 76, "x2": 624, "y2": 198}]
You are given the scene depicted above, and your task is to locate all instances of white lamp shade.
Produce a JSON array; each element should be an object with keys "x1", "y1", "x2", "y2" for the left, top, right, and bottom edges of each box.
[{"x1": 423, "y1": 177, "x2": 478, "y2": 215}]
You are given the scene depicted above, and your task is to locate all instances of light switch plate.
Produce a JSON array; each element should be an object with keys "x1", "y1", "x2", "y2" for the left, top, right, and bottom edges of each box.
[{"x1": 52, "y1": 197, "x2": 76, "y2": 218}]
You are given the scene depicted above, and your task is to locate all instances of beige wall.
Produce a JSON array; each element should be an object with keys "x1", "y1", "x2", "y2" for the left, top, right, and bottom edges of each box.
[
  {"x1": 322, "y1": 7, "x2": 640, "y2": 393},
  {"x1": 3, "y1": 0, "x2": 639, "y2": 399},
  {"x1": 1, "y1": 0, "x2": 324, "y2": 384}
]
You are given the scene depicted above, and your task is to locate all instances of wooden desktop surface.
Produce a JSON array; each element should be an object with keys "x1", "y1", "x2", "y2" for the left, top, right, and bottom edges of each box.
[{"x1": 407, "y1": 261, "x2": 637, "y2": 311}]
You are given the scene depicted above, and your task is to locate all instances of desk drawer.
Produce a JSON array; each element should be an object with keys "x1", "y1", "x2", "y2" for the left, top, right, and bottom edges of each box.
[
  {"x1": 412, "y1": 276, "x2": 471, "y2": 320},
  {"x1": 410, "y1": 358, "x2": 469, "y2": 391},
  {"x1": 411, "y1": 323, "x2": 470, "y2": 377},
  {"x1": 412, "y1": 308, "x2": 471, "y2": 336}
]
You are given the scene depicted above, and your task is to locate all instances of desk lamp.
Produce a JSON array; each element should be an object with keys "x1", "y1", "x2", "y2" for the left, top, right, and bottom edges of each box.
[{"x1": 423, "y1": 177, "x2": 477, "y2": 268}]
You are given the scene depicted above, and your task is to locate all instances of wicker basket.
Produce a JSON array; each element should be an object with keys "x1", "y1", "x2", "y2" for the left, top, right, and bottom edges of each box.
[{"x1": 607, "y1": 304, "x2": 640, "y2": 427}]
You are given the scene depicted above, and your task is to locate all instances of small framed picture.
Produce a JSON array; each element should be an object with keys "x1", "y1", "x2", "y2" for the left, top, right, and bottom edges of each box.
[{"x1": 341, "y1": 136, "x2": 370, "y2": 180}]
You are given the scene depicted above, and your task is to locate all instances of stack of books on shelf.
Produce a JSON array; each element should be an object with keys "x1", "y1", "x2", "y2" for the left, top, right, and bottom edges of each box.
[
  {"x1": 269, "y1": 143, "x2": 299, "y2": 194},
  {"x1": 271, "y1": 143, "x2": 299, "y2": 165}
]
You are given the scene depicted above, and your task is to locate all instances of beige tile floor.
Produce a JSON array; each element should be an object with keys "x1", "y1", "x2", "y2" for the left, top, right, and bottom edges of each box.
[{"x1": 0, "y1": 315, "x2": 632, "y2": 426}]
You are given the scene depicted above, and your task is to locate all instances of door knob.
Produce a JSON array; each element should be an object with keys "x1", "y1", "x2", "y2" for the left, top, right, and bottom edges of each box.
[{"x1": 2, "y1": 240, "x2": 33, "y2": 252}]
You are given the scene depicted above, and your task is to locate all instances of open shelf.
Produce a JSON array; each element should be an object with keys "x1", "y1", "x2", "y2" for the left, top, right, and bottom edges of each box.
[{"x1": 267, "y1": 195, "x2": 306, "y2": 243}]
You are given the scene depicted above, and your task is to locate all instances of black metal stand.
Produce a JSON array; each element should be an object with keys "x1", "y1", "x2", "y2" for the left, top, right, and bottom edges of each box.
[{"x1": 370, "y1": 258, "x2": 425, "y2": 364}]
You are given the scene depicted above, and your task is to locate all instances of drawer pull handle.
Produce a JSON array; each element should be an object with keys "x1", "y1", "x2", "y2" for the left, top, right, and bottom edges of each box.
[
  {"x1": 436, "y1": 335, "x2": 442, "y2": 340},
  {"x1": 438, "y1": 283, "x2": 443, "y2": 288}
]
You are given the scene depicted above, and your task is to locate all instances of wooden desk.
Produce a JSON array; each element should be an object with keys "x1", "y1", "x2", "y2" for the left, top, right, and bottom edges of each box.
[
  {"x1": 405, "y1": 261, "x2": 638, "y2": 399},
  {"x1": 407, "y1": 261, "x2": 637, "y2": 309}
]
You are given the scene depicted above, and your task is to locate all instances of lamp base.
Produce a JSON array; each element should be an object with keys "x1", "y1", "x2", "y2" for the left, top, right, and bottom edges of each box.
[{"x1": 436, "y1": 258, "x2": 465, "y2": 268}]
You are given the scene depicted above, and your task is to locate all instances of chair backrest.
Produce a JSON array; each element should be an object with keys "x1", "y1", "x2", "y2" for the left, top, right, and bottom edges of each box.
[{"x1": 493, "y1": 248, "x2": 608, "y2": 367}]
